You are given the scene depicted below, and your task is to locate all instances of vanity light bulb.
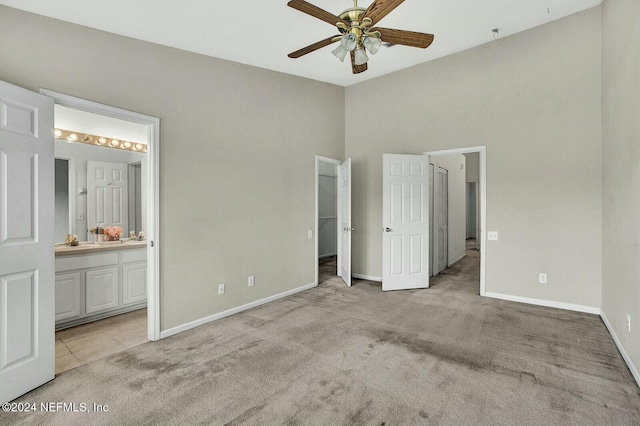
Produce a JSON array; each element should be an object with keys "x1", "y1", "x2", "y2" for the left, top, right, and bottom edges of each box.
[
  {"x1": 97, "y1": 137, "x2": 107, "y2": 145},
  {"x1": 68, "y1": 133, "x2": 78, "y2": 142},
  {"x1": 110, "y1": 139, "x2": 120, "y2": 147},
  {"x1": 135, "y1": 143, "x2": 144, "y2": 151},
  {"x1": 54, "y1": 129, "x2": 62, "y2": 138},
  {"x1": 123, "y1": 141, "x2": 132, "y2": 149}
]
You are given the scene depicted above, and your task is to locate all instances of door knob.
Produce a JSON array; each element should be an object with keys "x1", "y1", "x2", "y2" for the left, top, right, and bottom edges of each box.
[
  {"x1": 384, "y1": 227, "x2": 391, "y2": 232},
  {"x1": 351, "y1": 227, "x2": 355, "y2": 231}
]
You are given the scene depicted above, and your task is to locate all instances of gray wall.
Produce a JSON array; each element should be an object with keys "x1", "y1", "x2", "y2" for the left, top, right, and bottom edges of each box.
[
  {"x1": 346, "y1": 7, "x2": 603, "y2": 308},
  {"x1": 601, "y1": 0, "x2": 640, "y2": 378},
  {"x1": 0, "y1": 5, "x2": 345, "y2": 331}
]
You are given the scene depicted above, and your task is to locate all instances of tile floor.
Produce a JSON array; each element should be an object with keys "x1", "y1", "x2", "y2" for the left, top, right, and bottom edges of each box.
[{"x1": 55, "y1": 309, "x2": 147, "y2": 375}]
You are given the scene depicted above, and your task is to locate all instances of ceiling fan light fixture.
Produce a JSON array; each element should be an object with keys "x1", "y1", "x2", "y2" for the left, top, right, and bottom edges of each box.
[
  {"x1": 354, "y1": 47, "x2": 369, "y2": 65},
  {"x1": 363, "y1": 36, "x2": 382, "y2": 55},
  {"x1": 341, "y1": 33, "x2": 357, "y2": 51},
  {"x1": 332, "y1": 46, "x2": 349, "y2": 62}
]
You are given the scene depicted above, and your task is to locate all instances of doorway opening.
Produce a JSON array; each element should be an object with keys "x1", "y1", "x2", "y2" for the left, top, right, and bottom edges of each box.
[
  {"x1": 317, "y1": 159, "x2": 338, "y2": 286},
  {"x1": 315, "y1": 155, "x2": 351, "y2": 287},
  {"x1": 43, "y1": 89, "x2": 160, "y2": 374},
  {"x1": 425, "y1": 147, "x2": 486, "y2": 296}
]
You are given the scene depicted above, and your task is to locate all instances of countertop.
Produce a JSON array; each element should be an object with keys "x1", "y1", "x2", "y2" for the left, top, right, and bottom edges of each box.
[{"x1": 55, "y1": 240, "x2": 147, "y2": 257}]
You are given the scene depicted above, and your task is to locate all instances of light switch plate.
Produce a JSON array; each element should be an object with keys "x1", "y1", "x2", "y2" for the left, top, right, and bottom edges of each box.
[
  {"x1": 308, "y1": 230, "x2": 313, "y2": 239},
  {"x1": 488, "y1": 231, "x2": 498, "y2": 241}
]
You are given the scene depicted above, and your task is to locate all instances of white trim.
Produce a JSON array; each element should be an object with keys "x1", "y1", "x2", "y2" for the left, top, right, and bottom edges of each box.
[
  {"x1": 41, "y1": 89, "x2": 161, "y2": 342},
  {"x1": 160, "y1": 282, "x2": 317, "y2": 339},
  {"x1": 352, "y1": 273, "x2": 382, "y2": 282},
  {"x1": 600, "y1": 311, "x2": 640, "y2": 387},
  {"x1": 448, "y1": 254, "x2": 466, "y2": 267},
  {"x1": 485, "y1": 292, "x2": 601, "y2": 315},
  {"x1": 424, "y1": 146, "x2": 487, "y2": 296}
]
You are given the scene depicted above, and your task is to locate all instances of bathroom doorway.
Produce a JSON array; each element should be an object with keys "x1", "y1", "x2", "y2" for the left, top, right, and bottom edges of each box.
[{"x1": 44, "y1": 89, "x2": 160, "y2": 374}]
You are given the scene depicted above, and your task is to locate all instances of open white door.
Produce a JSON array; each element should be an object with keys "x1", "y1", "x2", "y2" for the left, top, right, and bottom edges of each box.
[
  {"x1": 87, "y1": 160, "x2": 128, "y2": 241},
  {"x1": 382, "y1": 154, "x2": 430, "y2": 291},
  {"x1": 0, "y1": 80, "x2": 55, "y2": 403},
  {"x1": 337, "y1": 158, "x2": 351, "y2": 286}
]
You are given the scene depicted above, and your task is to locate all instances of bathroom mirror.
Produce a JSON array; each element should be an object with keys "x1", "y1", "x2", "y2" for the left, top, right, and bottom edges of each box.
[{"x1": 54, "y1": 105, "x2": 148, "y2": 244}]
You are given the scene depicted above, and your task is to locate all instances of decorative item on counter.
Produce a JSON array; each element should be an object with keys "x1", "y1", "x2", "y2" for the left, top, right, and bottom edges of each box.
[
  {"x1": 65, "y1": 234, "x2": 79, "y2": 246},
  {"x1": 104, "y1": 226, "x2": 124, "y2": 241},
  {"x1": 130, "y1": 231, "x2": 137, "y2": 240},
  {"x1": 137, "y1": 231, "x2": 144, "y2": 241},
  {"x1": 90, "y1": 226, "x2": 105, "y2": 242}
]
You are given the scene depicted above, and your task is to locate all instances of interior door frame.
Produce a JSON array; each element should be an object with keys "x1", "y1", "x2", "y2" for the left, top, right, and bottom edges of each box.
[
  {"x1": 424, "y1": 146, "x2": 487, "y2": 296},
  {"x1": 315, "y1": 155, "x2": 345, "y2": 286},
  {"x1": 40, "y1": 89, "x2": 161, "y2": 341}
]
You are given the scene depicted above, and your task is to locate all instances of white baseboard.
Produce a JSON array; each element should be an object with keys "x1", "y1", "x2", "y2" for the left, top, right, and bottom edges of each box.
[
  {"x1": 600, "y1": 310, "x2": 640, "y2": 387},
  {"x1": 352, "y1": 273, "x2": 382, "y2": 282},
  {"x1": 484, "y1": 292, "x2": 601, "y2": 315},
  {"x1": 160, "y1": 282, "x2": 317, "y2": 339},
  {"x1": 448, "y1": 254, "x2": 466, "y2": 267}
]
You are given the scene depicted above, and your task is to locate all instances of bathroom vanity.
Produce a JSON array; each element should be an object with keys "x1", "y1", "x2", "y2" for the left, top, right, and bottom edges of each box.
[{"x1": 55, "y1": 240, "x2": 147, "y2": 330}]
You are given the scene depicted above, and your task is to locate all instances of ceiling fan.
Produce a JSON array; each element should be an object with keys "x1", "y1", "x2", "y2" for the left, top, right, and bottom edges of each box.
[{"x1": 287, "y1": 0, "x2": 434, "y2": 74}]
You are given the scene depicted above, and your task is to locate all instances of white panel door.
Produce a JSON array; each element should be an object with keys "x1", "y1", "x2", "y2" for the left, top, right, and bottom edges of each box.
[
  {"x1": 382, "y1": 154, "x2": 430, "y2": 291},
  {"x1": 0, "y1": 80, "x2": 55, "y2": 403},
  {"x1": 87, "y1": 161, "x2": 128, "y2": 240},
  {"x1": 337, "y1": 158, "x2": 351, "y2": 286}
]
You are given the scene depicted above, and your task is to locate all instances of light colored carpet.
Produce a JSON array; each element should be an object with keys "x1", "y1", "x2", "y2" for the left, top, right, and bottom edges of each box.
[{"x1": 2, "y1": 248, "x2": 639, "y2": 425}]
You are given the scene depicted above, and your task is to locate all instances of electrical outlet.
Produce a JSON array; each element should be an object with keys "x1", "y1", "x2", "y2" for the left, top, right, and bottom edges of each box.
[
  {"x1": 627, "y1": 314, "x2": 631, "y2": 333},
  {"x1": 488, "y1": 231, "x2": 498, "y2": 241},
  {"x1": 538, "y1": 273, "x2": 547, "y2": 284},
  {"x1": 308, "y1": 229, "x2": 313, "y2": 239},
  {"x1": 218, "y1": 283, "x2": 225, "y2": 295},
  {"x1": 248, "y1": 275, "x2": 255, "y2": 287}
]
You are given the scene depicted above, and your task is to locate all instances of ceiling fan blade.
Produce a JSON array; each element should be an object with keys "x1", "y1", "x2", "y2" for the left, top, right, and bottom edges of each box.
[
  {"x1": 350, "y1": 51, "x2": 368, "y2": 74},
  {"x1": 372, "y1": 27, "x2": 434, "y2": 48},
  {"x1": 362, "y1": 0, "x2": 406, "y2": 26},
  {"x1": 288, "y1": 36, "x2": 340, "y2": 58},
  {"x1": 287, "y1": 0, "x2": 349, "y2": 27}
]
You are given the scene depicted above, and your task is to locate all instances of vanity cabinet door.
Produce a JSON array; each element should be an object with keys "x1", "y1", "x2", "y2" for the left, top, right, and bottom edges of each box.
[
  {"x1": 86, "y1": 267, "x2": 119, "y2": 314},
  {"x1": 122, "y1": 263, "x2": 146, "y2": 305},
  {"x1": 55, "y1": 272, "x2": 81, "y2": 321}
]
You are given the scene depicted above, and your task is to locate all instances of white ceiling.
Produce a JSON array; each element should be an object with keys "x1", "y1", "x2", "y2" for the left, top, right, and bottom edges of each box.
[{"x1": 0, "y1": 0, "x2": 602, "y2": 86}]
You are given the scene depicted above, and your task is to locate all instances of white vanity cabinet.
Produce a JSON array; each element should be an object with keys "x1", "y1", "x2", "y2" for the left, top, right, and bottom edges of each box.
[{"x1": 54, "y1": 243, "x2": 147, "y2": 329}]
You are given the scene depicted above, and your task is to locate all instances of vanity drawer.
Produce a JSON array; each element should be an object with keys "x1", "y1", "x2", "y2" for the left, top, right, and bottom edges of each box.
[
  {"x1": 55, "y1": 252, "x2": 119, "y2": 272},
  {"x1": 123, "y1": 249, "x2": 146, "y2": 264}
]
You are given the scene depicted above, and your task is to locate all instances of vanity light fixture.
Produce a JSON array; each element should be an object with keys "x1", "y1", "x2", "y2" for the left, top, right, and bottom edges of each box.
[{"x1": 53, "y1": 128, "x2": 147, "y2": 153}]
